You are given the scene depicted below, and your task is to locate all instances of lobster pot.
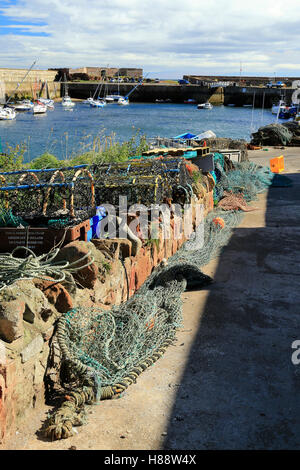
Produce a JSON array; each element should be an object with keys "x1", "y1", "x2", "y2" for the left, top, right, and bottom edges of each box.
[
  {"x1": 95, "y1": 175, "x2": 165, "y2": 207},
  {"x1": 93, "y1": 159, "x2": 166, "y2": 179},
  {"x1": 0, "y1": 165, "x2": 95, "y2": 223},
  {"x1": 162, "y1": 158, "x2": 193, "y2": 204},
  {"x1": 0, "y1": 184, "x2": 43, "y2": 218}
]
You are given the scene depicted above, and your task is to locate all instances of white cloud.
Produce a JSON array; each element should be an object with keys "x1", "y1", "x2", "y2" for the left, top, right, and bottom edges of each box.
[{"x1": 0, "y1": 0, "x2": 300, "y2": 76}]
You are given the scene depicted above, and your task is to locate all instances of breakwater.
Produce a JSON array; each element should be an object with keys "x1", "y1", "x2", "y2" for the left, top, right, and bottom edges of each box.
[
  {"x1": 0, "y1": 69, "x2": 60, "y2": 102},
  {"x1": 67, "y1": 82, "x2": 295, "y2": 107}
]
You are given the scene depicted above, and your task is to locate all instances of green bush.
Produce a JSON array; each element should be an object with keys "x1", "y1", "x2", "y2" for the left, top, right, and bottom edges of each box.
[
  {"x1": 30, "y1": 153, "x2": 61, "y2": 169},
  {"x1": 0, "y1": 143, "x2": 26, "y2": 171},
  {"x1": 68, "y1": 152, "x2": 97, "y2": 166}
]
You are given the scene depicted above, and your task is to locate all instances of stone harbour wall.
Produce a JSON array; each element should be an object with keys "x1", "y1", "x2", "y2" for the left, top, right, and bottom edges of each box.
[
  {"x1": 0, "y1": 68, "x2": 59, "y2": 102},
  {"x1": 0, "y1": 190, "x2": 214, "y2": 443}
]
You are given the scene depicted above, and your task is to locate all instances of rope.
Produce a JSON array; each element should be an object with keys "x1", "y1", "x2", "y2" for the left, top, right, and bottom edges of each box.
[{"x1": 0, "y1": 245, "x2": 95, "y2": 291}]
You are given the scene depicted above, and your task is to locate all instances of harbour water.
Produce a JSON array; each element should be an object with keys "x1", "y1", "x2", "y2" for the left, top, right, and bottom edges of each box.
[{"x1": 0, "y1": 102, "x2": 277, "y2": 163}]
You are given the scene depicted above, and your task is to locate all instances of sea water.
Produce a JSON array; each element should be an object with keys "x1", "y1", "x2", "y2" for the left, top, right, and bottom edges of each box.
[{"x1": 0, "y1": 102, "x2": 277, "y2": 163}]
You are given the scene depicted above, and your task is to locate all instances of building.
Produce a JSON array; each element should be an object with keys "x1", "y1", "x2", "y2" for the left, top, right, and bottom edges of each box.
[
  {"x1": 69, "y1": 67, "x2": 143, "y2": 79},
  {"x1": 118, "y1": 68, "x2": 143, "y2": 79}
]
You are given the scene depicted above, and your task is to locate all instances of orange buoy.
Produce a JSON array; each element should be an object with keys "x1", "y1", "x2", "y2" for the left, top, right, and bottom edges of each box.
[{"x1": 212, "y1": 217, "x2": 225, "y2": 229}]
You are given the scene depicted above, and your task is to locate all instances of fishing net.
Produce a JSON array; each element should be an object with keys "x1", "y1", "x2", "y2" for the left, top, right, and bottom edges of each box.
[
  {"x1": 215, "y1": 161, "x2": 275, "y2": 203},
  {"x1": 42, "y1": 157, "x2": 292, "y2": 440},
  {"x1": 0, "y1": 207, "x2": 28, "y2": 227},
  {"x1": 60, "y1": 209, "x2": 242, "y2": 386},
  {"x1": 251, "y1": 123, "x2": 293, "y2": 146},
  {"x1": 44, "y1": 210, "x2": 242, "y2": 440}
]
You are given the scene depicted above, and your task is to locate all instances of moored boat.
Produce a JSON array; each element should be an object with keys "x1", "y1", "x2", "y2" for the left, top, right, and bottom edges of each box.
[
  {"x1": 197, "y1": 102, "x2": 213, "y2": 109},
  {"x1": 117, "y1": 97, "x2": 129, "y2": 105},
  {"x1": 62, "y1": 95, "x2": 75, "y2": 107},
  {"x1": 62, "y1": 74, "x2": 75, "y2": 107},
  {"x1": 184, "y1": 98, "x2": 196, "y2": 104},
  {"x1": 33, "y1": 101, "x2": 47, "y2": 114},
  {"x1": 272, "y1": 99, "x2": 287, "y2": 114},
  {"x1": 0, "y1": 107, "x2": 16, "y2": 120},
  {"x1": 89, "y1": 99, "x2": 106, "y2": 108},
  {"x1": 13, "y1": 99, "x2": 34, "y2": 111}
]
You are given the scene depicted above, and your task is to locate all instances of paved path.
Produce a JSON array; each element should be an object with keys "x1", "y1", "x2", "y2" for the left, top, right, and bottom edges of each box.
[{"x1": 2, "y1": 148, "x2": 300, "y2": 450}]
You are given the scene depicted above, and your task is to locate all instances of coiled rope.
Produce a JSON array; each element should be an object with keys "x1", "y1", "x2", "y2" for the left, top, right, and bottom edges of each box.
[{"x1": 0, "y1": 245, "x2": 95, "y2": 291}]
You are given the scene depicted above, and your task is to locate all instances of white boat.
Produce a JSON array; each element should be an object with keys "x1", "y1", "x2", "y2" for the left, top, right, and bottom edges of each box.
[
  {"x1": 62, "y1": 74, "x2": 75, "y2": 107},
  {"x1": 13, "y1": 99, "x2": 34, "y2": 111},
  {"x1": 0, "y1": 107, "x2": 16, "y2": 120},
  {"x1": 83, "y1": 97, "x2": 94, "y2": 105},
  {"x1": 104, "y1": 96, "x2": 114, "y2": 103},
  {"x1": 89, "y1": 99, "x2": 105, "y2": 108},
  {"x1": 62, "y1": 95, "x2": 75, "y2": 107},
  {"x1": 38, "y1": 97, "x2": 54, "y2": 109},
  {"x1": 197, "y1": 102, "x2": 213, "y2": 109},
  {"x1": 33, "y1": 101, "x2": 47, "y2": 114},
  {"x1": 117, "y1": 97, "x2": 129, "y2": 106},
  {"x1": 105, "y1": 94, "x2": 124, "y2": 102}
]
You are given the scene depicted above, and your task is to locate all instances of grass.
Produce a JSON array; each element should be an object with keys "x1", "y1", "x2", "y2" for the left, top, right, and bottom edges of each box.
[{"x1": 0, "y1": 129, "x2": 149, "y2": 171}]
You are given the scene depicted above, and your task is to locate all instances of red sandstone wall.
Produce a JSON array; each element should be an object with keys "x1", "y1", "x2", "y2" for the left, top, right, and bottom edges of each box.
[{"x1": 0, "y1": 191, "x2": 214, "y2": 444}]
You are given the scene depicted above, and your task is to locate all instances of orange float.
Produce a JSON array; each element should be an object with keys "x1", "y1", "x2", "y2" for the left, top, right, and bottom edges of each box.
[{"x1": 212, "y1": 217, "x2": 225, "y2": 229}]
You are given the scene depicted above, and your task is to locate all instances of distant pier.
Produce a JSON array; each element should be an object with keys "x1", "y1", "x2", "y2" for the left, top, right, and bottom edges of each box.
[{"x1": 67, "y1": 82, "x2": 295, "y2": 108}]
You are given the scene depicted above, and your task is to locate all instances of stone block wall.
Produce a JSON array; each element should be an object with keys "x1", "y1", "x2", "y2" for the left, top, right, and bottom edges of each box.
[
  {"x1": 0, "y1": 190, "x2": 214, "y2": 443},
  {"x1": 0, "y1": 68, "x2": 59, "y2": 101}
]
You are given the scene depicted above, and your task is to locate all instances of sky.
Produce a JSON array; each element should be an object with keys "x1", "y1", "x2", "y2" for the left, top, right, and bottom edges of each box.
[{"x1": 0, "y1": 0, "x2": 300, "y2": 78}]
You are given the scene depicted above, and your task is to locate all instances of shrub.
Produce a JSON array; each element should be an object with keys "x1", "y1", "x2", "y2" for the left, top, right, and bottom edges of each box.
[
  {"x1": 0, "y1": 143, "x2": 26, "y2": 171},
  {"x1": 30, "y1": 153, "x2": 61, "y2": 169}
]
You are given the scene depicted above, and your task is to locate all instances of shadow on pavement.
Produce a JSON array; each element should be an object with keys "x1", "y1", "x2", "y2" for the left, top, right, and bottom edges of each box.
[{"x1": 163, "y1": 172, "x2": 300, "y2": 450}]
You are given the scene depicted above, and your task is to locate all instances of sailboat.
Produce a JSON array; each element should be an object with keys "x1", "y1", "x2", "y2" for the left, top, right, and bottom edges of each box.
[
  {"x1": 62, "y1": 75, "x2": 75, "y2": 107},
  {"x1": 117, "y1": 77, "x2": 145, "y2": 106},
  {"x1": 89, "y1": 79, "x2": 106, "y2": 108},
  {"x1": 117, "y1": 96, "x2": 129, "y2": 105},
  {"x1": 33, "y1": 100, "x2": 47, "y2": 114},
  {"x1": 12, "y1": 99, "x2": 34, "y2": 111},
  {"x1": 38, "y1": 81, "x2": 55, "y2": 108},
  {"x1": 2, "y1": 58, "x2": 38, "y2": 120},
  {"x1": 0, "y1": 107, "x2": 16, "y2": 120}
]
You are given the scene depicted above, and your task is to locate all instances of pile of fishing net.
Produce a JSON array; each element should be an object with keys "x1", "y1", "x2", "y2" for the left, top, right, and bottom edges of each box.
[
  {"x1": 212, "y1": 155, "x2": 293, "y2": 211},
  {"x1": 250, "y1": 123, "x2": 294, "y2": 146},
  {"x1": 282, "y1": 121, "x2": 300, "y2": 146},
  {"x1": 0, "y1": 207, "x2": 28, "y2": 227},
  {"x1": 43, "y1": 210, "x2": 242, "y2": 440}
]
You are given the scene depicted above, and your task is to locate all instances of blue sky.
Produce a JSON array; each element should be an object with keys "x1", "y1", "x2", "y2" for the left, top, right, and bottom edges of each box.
[
  {"x1": 0, "y1": 0, "x2": 300, "y2": 78},
  {"x1": 0, "y1": 1, "x2": 49, "y2": 37}
]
